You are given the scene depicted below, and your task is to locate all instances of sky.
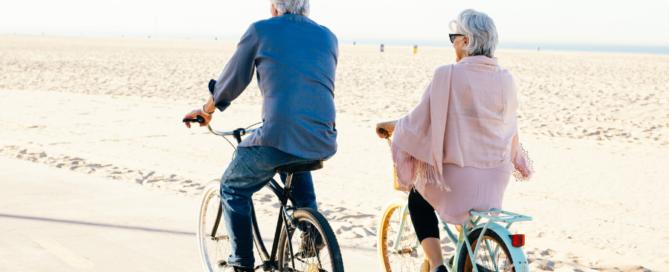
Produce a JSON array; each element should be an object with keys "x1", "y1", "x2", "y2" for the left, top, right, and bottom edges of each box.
[{"x1": 2, "y1": 0, "x2": 669, "y2": 47}]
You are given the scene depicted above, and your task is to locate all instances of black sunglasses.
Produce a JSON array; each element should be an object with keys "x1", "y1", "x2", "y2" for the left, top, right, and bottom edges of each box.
[{"x1": 449, "y1": 34, "x2": 464, "y2": 43}]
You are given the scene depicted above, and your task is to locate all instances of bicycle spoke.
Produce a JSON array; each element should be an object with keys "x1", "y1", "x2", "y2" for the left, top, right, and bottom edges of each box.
[
  {"x1": 310, "y1": 227, "x2": 324, "y2": 268},
  {"x1": 385, "y1": 206, "x2": 423, "y2": 272},
  {"x1": 469, "y1": 237, "x2": 511, "y2": 272},
  {"x1": 283, "y1": 221, "x2": 333, "y2": 272},
  {"x1": 484, "y1": 239, "x2": 499, "y2": 272}
]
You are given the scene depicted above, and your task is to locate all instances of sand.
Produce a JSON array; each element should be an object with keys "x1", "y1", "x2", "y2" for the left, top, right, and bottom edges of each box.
[
  {"x1": 1, "y1": 34, "x2": 668, "y2": 271},
  {"x1": 0, "y1": 157, "x2": 377, "y2": 271}
]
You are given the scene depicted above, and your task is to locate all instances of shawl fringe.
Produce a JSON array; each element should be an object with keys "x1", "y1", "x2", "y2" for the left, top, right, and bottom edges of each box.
[
  {"x1": 391, "y1": 143, "x2": 451, "y2": 192},
  {"x1": 512, "y1": 143, "x2": 534, "y2": 182}
]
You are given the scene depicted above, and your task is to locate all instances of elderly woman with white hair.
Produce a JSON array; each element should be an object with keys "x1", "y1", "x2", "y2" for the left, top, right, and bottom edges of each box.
[{"x1": 376, "y1": 9, "x2": 533, "y2": 272}]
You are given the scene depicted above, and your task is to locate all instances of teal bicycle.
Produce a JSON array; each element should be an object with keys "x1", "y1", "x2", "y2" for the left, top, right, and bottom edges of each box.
[
  {"x1": 375, "y1": 133, "x2": 532, "y2": 272},
  {"x1": 378, "y1": 197, "x2": 532, "y2": 272}
]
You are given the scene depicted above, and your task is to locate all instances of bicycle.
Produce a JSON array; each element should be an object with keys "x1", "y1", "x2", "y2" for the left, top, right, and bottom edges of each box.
[
  {"x1": 185, "y1": 116, "x2": 344, "y2": 272},
  {"x1": 377, "y1": 140, "x2": 532, "y2": 272}
]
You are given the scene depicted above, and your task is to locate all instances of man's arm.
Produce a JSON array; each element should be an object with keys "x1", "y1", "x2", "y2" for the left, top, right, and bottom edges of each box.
[
  {"x1": 183, "y1": 25, "x2": 260, "y2": 128},
  {"x1": 209, "y1": 25, "x2": 261, "y2": 112}
]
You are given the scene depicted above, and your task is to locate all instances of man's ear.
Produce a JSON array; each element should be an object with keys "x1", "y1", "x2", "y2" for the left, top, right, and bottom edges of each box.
[{"x1": 271, "y1": 4, "x2": 279, "y2": 17}]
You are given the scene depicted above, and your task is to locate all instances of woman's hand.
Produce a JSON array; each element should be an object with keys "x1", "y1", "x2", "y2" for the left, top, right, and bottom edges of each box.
[
  {"x1": 376, "y1": 120, "x2": 397, "y2": 139},
  {"x1": 183, "y1": 109, "x2": 213, "y2": 128}
]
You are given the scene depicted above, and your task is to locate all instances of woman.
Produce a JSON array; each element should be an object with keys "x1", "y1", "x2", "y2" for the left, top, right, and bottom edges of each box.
[{"x1": 376, "y1": 9, "x2": 533, "y2": 272}]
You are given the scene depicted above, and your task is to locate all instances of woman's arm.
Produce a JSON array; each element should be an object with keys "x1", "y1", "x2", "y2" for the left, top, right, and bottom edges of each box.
[
  {"x1": 511, "y1": 131, "x2": 534, "y2": 181},
  {"x1": 375, "y1": 120, "x2": 398, "y2": 139}
]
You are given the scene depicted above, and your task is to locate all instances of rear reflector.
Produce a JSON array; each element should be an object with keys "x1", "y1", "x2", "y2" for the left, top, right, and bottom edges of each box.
[{"x1": 510, "y1": 234, "x2": 525, "y2": 247}]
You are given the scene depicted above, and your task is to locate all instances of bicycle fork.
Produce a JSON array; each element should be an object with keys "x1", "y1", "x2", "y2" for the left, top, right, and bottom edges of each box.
[
  {"x1": 210, "y1": 204, "x2": 226, "y2": 241},
  {"x1": 391, "y1": 203, "x2": 414, "y2": 254}
]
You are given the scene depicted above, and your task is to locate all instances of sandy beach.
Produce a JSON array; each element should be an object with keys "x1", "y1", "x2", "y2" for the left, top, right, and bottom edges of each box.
[{"x1": 1, "y1": 34, "x2": 668, "y2": 271}]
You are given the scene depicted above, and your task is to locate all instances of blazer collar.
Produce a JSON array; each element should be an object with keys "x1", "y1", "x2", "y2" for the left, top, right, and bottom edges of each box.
[{"x1": 273, "y1": 14, "x2": 314, "y2": 24}]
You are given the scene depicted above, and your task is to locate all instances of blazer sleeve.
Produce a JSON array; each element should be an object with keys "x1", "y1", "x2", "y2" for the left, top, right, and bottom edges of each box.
[{"x1": 209, "y1": 24, "x2": 261, "y2": 112}]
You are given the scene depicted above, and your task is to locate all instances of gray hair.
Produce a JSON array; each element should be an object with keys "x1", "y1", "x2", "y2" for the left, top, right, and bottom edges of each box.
[
  {"x1": 449, "y1": 9, "x2": 498, "y2": 58},
  {"x1": 271, "y1": 0, "x2": 310, "y2": 16}
]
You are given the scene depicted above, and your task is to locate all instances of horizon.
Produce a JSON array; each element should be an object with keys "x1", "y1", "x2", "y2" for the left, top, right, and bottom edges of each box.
[{"x1": 5, "y1": 32, "x2": 669, "y2": 56}]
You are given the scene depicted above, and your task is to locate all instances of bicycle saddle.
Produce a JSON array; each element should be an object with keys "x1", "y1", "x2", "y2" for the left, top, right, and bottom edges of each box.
[{"x1": 276, "y1": 161, "x2": 324, "y2": 174}]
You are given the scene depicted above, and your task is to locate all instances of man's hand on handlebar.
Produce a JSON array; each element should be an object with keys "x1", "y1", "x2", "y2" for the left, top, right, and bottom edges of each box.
[
  {"x1": 184, "y1": 96, "x2": 217, "y2": 128},
  {"x1": 183, "y1": 109, "x2": 213, "y2": 128}
]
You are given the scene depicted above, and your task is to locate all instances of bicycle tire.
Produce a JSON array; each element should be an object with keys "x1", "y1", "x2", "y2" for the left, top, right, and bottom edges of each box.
[
  {"x1": 378, "y1": 198, "x2": 429, "y2": 272},
  {"x1": 278, "y1": 208, "x2": 344, "y2": 272},
  {"x1": 197, "y1": 180, "x2": 231, "y2": 272},
  {"x1": 457, "y1": 228, "x2": 515, "y2": 272}
]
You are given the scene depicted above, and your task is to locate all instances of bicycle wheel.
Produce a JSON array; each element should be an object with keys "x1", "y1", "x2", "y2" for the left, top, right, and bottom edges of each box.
[
  {"x1": 197, "y1": 181, "x2": 230, "y2": 272},
  {"x1": 457, "y1": 228, "x2": 515, "y2": 272},
  {"x1": 378, "y1": 198, "x2": 429, "y2": 272},
  {"x1": 278, "y1": 208, "x2": 344, "y2": 272}
]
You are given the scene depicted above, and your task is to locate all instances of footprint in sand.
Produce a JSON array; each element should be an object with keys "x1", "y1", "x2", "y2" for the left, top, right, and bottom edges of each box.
[{"x1": 351, "y1": 227, "x2": 374, "y2": 237}]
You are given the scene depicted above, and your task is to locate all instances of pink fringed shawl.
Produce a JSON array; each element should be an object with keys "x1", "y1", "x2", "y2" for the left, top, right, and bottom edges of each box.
[
  {"x1": 392, "y1": 64, "x2": 453, "y2": 191},
  {"x1": 391, "y1": 56, "x2": 533, "y2": 192}
]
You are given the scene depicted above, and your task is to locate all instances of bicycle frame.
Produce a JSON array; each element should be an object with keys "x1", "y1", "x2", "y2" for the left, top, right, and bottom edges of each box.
[
  {"x1": 391, "y1": 202, "x2": 532, "y2": 272},
  {"x1": 206, "y1": 126, "x2": 300, "y2": 272},
  {"x1": 256, "y1": 175, "x2": 301, "y2": 271}
]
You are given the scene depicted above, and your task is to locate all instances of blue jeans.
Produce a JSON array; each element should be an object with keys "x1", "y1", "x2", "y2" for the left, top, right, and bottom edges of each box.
[{"x1": 219, "y1": 146, "x2": 320, "y2": 268}]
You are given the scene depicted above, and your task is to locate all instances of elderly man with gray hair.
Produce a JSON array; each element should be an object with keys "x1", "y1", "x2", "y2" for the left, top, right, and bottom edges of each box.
[{"x1": 182, "y1": 0, "x2": 338, "y2": 271}]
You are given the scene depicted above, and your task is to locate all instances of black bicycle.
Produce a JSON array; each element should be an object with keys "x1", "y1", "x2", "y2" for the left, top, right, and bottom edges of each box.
[{"x1": 185, "y1": 116, "x2": 344, "y2": 272}]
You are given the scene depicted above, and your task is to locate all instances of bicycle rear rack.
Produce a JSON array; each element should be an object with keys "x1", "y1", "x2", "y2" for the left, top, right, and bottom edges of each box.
[{"x1": 469, "y1": 209, "x2": 533, "y2": 225}]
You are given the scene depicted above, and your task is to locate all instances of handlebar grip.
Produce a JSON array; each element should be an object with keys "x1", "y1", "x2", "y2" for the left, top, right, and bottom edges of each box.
[{"x1": 183, "y1": 115, "x2": 205, "y2": 124}]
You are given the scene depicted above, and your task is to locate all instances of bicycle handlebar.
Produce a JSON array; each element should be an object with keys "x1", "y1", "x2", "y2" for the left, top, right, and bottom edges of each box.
[
  {"x1": 183, "y1": 115, "x2": 205, "y2": 124},
  {"x1": 183, "y1": 113, "x2": 260, "y2": 144},
  {"x1": 207, "y1": 125, "x2": 259, "y2": 137},
  {"x1": 182, "y1": 114, "x2": 259, "y2": 143}
]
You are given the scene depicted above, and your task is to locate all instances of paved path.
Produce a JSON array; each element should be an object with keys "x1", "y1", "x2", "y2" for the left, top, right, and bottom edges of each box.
[{"x1": 0, "y1": 157, "x2": 376, "y2": 271}]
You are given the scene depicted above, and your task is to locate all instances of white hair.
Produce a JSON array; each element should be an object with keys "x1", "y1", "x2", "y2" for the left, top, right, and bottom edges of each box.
[
  {"x1": 449, "y1": 9, "x2": 498, "y2": 58},
  {"x1": 270, "y1": 0, "x2": 310, "y2": 16}
]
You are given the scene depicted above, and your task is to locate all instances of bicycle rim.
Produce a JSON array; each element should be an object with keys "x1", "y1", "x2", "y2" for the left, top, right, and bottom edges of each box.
[
  {"x1": 378, "y1": 198, "x2": 428, "y2": 272},
  {"x1": 197, "y1": 181, "x2": 231, "y2": 272},
  {"x1": 459, "y1": 229, "x2": 514, "y2": 272},
  {"x1": 278, "y1": 208, "x2": 344, "y2": 272}
]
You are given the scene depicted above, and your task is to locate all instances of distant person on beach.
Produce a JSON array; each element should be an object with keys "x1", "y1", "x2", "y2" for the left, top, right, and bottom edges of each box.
[
  {"x1": 375, "y1": 9, "x2": 533, "y2": 272},
  {"x1": 182, "y1": 0, "x2": 338, "y2": 271}
]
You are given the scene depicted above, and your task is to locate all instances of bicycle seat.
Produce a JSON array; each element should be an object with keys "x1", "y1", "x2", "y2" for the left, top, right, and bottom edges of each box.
[{"x1": 276, "y1": 161, "x2": 324, "y2": 174}]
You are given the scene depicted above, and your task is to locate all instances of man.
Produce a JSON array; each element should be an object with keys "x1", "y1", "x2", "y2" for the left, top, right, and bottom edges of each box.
[{"x1": 182, "y1": 0, "x2": 338, "y2": 271}]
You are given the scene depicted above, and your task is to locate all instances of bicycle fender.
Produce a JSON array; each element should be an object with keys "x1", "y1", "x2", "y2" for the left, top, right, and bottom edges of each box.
[{"x1": 473, "y1": 223, "x2": 529, "y2": 272}]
